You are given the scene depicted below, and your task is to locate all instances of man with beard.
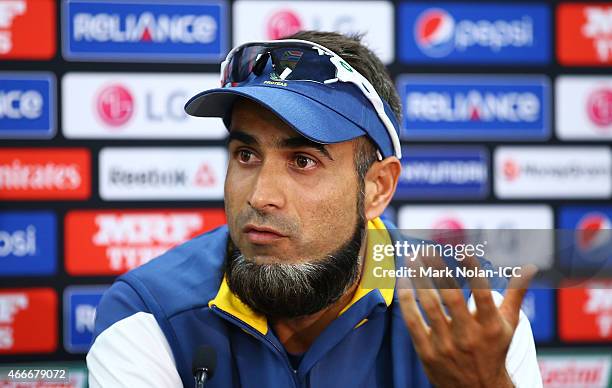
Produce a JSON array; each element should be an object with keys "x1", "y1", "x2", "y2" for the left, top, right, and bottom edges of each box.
[{"x1": 87, "y1": 31, "x2": 542, "y2": 387}]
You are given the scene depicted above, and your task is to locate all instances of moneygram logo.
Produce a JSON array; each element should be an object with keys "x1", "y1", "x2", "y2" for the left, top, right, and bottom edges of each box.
[
  {"x1": 400, "y1": 3, "x2": 550, "y2": 64},
  {"x1": 266, "y1": 9, "x2": 302, "y2": 39},
  {"x1": 0, "y1": 289, "x2": 56, "y2": 353},
  {"x1": 0, "y1": 0, "x2": 55, "y2": 59},
  {"x1": 65, "y1": 210, "x2": 226, "y2": 275},
  {"x1": 0, "y1": 148, "x2": 91, "y2": 200},
  {"x1": 587, "y1": 88, "x2": 612, "y2": 128},
  {"x1": 398, "y1": 75, "x2": 550, "y2": 140},
  {"x1": 558, "y1": 4, "x2": 612, "y2": 65},
  {"x1": 63, "y1": 0, "x2": 227, "y2": 62},
  {"x1": 495, "y1": 147, "x2": 612, "y2": 198},
  {"x1": 0, "y1": 73, "x2": 55, "y2": 138},
  {"x1": 96, "y1": 84, "x2": 134, "y2": 127},
  {"x1": 503, "y1": 159, "x2": 520, "y2": 181}
]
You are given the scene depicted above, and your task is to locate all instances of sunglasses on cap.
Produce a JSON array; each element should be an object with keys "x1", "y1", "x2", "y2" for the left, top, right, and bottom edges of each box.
[{"x1": 219, "y1": 39, "x2": 402, "y2": 159}]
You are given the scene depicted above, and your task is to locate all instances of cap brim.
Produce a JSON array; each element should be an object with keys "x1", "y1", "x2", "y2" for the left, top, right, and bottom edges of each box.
[{"x1": 184, "y1": 85, "x2": 366, "y2": 144}]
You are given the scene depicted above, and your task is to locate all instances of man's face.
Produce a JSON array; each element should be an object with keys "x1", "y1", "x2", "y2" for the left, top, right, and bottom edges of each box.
[
  {"x1": 225, "y1": 99, "x2": 362, "y2": 265},
  {"x1": 223, "y1": 99, "x2": 366, "y2": 318}
]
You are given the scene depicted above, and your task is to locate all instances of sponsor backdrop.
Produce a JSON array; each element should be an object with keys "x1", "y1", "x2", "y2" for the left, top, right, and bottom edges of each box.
[{"x1": 0, "y1": 0, "x2": 610, "y2": 386}]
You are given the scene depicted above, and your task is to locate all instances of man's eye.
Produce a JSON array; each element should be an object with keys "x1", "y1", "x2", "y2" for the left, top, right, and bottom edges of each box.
[
  {"x1": 293, "y1": 155, "x2": 317, "y2": 169},
  {"x1": 238, "y1": 149, "x2": 254, "y2": 163}
]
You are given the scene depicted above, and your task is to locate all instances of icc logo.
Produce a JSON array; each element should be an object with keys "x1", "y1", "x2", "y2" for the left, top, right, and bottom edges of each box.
[{"x1": 414, "y1": 8, "x2": 455, "y2": 58}]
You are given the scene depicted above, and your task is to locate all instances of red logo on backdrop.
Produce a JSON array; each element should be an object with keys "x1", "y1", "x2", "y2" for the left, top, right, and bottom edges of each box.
[
  {"x1": 65, "y1": 209, "x2": 226, "y2": 275},
  {"x1": 415, "y1": 9, "x2": 455, "y2": 58},
  {"x1": 557, "y1": 4, "x2": 612, "y2": 66},
  {"x1": 0, "y1": 288, "x2": 56, "y2": 354},
  {"x1": 0, "y1": 0, "x2": 55, "y2": 59},
  {"x1": 194, "y1": 164, "x2": 216, "y2": 187},
  {"x1": 431, "y1": 218, "x2": 466, "y2": 247},
  {"x1": 576, "y1": 213, "x2": 612, "y2": 252},
  {"x1": 503, "y1": 159, "x2": 520, "y2": 181},
  {"x1": 559, "y1": 280, "x2": 612, "y2": 341},
  {"x1": 96, "y1": 84, "x2": 134, "y2": 127},
  {"x1": 587, "y1": 88, "x2": 612, "y2": 128},
  {"x1": 266, "y1": 9, "x2": 302, "y2": 39},
  {"x1": 538, "y1": 356, "x2": 611, "y2": 388},
  {"x1": 0, "y1": 148, "x2": 91, "y2": 200}
]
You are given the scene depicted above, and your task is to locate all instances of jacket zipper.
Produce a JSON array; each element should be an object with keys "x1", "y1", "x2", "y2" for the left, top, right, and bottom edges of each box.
[{"x1": 210, "y1": 305, "x2": 301, "y2": 388}]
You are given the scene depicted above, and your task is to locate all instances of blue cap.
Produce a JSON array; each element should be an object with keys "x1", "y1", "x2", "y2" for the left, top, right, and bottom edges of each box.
[{"x1": 184, "y1": 61, "x2": 401, "y2": 159}]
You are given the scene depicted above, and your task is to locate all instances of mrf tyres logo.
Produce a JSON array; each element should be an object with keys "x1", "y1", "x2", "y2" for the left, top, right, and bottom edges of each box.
[
  {"x1": 0, "y1": 289, "x2": 56, "y2": 353},
  {"x1": 63, "y1": 0, "x2": 227, "y2": 62},
  {"x1": 399, "y1": 3, "x2": 550, "y2": 64},
  {"x1": 397, "y1": 75, "x2": 549, "y2": 140},
  {"x1": 65, "y1": 210, "x2": 226, "y2": 275},
  {"x1": 0, "y1": 294, "x2": 27, "y2": 349},
  {"x1": 558, "y1": 4, "x2": 612, "y2": 65},
  {"x1": 559, "y1": 281, "x2": 612, "y2": 342},
  {"x1": 0, "y1": 0, "x2": 55, "y2": 59},
  {"x1": 0, "y1": 0, "x2": 26, "y2": 54}
]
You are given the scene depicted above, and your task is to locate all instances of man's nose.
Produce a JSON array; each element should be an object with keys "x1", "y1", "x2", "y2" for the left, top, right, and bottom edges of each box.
[{"x1": 247, "y1": 159, "x2": 286, "y2": 212}]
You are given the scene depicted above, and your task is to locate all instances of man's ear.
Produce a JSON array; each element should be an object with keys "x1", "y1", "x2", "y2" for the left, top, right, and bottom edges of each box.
[{"x1": 363, "y1": 157, "x2": 401, "y2": 221}]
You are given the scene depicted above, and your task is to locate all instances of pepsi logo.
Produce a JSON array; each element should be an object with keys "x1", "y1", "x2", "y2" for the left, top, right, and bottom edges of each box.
[
  {"x1": 503, "y1": 159, "x2": 520, "y2": 181},
  {"x1": 414, "y1": 8, "x2": 455, "y2": 58},
  {"x1": 576, "y1": 213, "x2": 612, "y2": 252},
  {"x1": 96, "y1": 84, "x2": 134, "y2": 127},
  {"x1": 586, "y1": 88, "x2": 612, "y2": 128},
  {"x1": 266, "y1": 10, "x2": 302, "y2": 40}
]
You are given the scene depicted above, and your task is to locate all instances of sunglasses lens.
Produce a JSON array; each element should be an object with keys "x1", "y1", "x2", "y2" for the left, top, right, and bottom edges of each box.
[
  {"x1": 269, "y1": 47, "x2": 337, "y2": 81},
  {"x1": 223, "y1": 44, "x2": 339, "y2": 86}
]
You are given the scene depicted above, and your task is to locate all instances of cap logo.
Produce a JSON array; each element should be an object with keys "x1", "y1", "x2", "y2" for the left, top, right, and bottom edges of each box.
[{"x1": 263, "y1": 80, "x2": 287, "y2": 87}]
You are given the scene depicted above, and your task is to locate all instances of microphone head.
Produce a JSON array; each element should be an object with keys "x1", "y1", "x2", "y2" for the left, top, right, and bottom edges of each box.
[{"x1": 192, "y1": 345, "x2": 217, "y2": 379}]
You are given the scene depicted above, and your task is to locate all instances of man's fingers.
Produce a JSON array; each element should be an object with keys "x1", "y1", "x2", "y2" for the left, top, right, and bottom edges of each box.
[
  {"x1": 439, "y1": 288, "x2": 471, "y2": 324},
  {"x1": 415, "y1": 286, "x2": 450, "y2": 336},
  {"x1": 462, "y1": 255, "x2": 497, "y2": 323},
  {"x1": 398, "y1": 287, "x2": 431, "y2": 354},
  {"x1": 500, "y1": 264, "x2": 538, "y2": 327}
]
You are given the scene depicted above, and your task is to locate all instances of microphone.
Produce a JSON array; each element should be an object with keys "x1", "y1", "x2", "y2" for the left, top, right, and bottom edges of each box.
[{"x1": 192, "y1": 345, "x2": 217, "y2": 388}]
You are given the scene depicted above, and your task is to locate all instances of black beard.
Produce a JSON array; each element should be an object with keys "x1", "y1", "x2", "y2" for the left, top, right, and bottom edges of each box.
[{"x1": 225, "y1": 217, "x2": 366, "y2": 319}]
